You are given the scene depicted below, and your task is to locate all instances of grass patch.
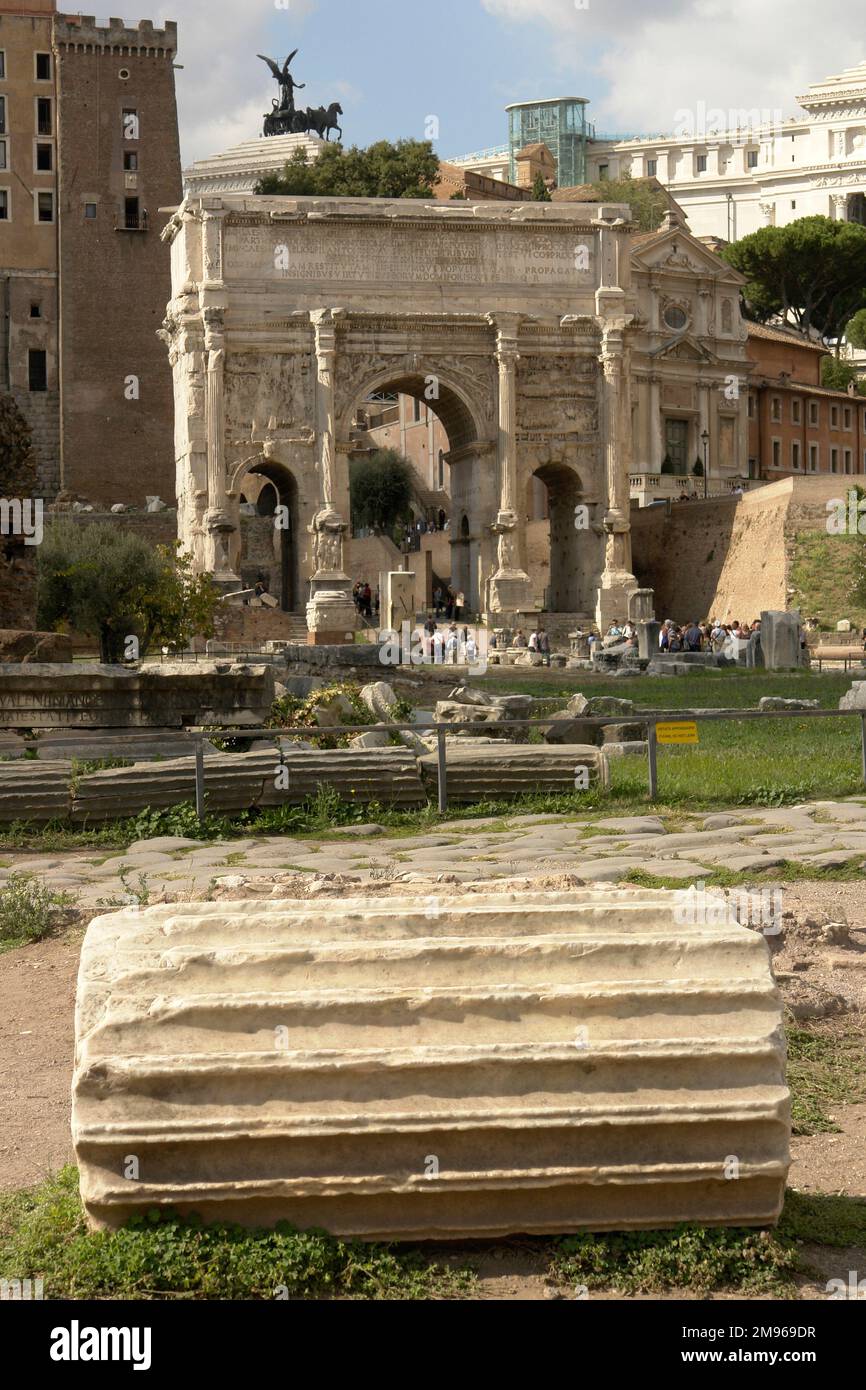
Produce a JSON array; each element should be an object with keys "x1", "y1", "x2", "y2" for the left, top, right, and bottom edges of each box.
[
  {"x1": 622, "y1": 859, "x2": 866, "y2": 892},
  {"x1": 548, "y1": 1225, "x2": 798, "y2": 1296},
  {"x1": 789, "y1": 531, "x2": 866, "y2": 632},
  {"x1": 780, "y1": 1190, "x2": 866, "y2": 1248},
  {"x1": 786, "y1": 1026, "x2": 866, "y2": 1136},
  {"x1": 0, "y1": 1168, "x2": 473, "y2": 1301},
  {"x1": 0, "y1": 873, "x2": 76, "y2": 952}
]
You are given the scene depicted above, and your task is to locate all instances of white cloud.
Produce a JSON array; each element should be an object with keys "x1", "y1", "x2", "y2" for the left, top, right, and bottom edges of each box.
[
  {"x1": 162, "y1": 0, "x2": 322, "y2": 164},
  {"x1": 481, "y1": 0, "x2": 863, "y2": 135}
]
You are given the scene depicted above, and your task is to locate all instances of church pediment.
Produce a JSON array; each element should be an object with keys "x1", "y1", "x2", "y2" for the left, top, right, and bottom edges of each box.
[
  {"x1": 632, "y1": 227, "x2": 744, "y2": 285},
  {"x1": 650, "y1": 334, "x2": 718, "y2": 363}
]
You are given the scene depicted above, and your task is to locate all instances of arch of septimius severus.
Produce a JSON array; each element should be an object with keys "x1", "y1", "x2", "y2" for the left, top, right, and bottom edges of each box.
[{"x1": 160, "y1": 193, "x2": 642, "y2": 637}]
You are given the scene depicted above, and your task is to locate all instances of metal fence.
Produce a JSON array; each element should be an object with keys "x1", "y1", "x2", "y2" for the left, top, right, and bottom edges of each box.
[{"x1": 188, "y1": 706, "x2": 866, "y2": 820}]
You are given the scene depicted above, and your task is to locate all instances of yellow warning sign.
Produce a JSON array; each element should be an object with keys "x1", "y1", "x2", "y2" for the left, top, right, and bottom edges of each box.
[{"x1": 655, "y1": 720, "x2": 699, "y2": 745}]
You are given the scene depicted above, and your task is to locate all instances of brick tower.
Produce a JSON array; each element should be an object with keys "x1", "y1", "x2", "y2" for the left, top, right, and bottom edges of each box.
[{"x1": 54, "y1": 14, "x2": 181, "y2": 504}]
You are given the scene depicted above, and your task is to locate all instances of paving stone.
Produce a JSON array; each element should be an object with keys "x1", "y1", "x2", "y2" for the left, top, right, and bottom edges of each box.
[
  {"x1": 702, "y1": 814, "x2": 748, "y2": 831},
  {"x1": 124, "y1": 836, "x2": 207, "y2": 854},
  {"x1": 566, "y1": 859, "x2": 636, "y2": 881},
  {"x1": 96, "y1": 852, "x2": 179, "y2": 869},
  {"x1": 810, "y1": 802, "x2": 866, "y2": 823},
  {"x1": 724, "y1": 853, "x2": 790, "y2": 872},
  {"x1": 630, "y1": 860, "x2": 715, "y2": 880},
  {"x1": 321, "y1": 824, "x2": 385, "y2": 838},
  {"x1": 799, "y1": 849, "x2": 865, "y2": 868},
  {"x1": 503, "y1": 814, "x2": 571, "y2": 827},
  {"x1": 593, "y1": 816, "x2": 666, "y2": 835}
]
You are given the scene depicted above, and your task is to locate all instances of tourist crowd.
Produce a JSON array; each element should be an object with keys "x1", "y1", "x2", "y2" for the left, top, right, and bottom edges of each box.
[
  {"x1": 489, "y1": 626, "x2": 551, "y2": 666},
  {"x1": 577, "y1": 616, "x2": 768, "y2": 656}
]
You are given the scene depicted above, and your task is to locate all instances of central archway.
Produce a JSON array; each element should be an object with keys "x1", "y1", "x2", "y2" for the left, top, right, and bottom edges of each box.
[{"x1": 341, "y1": 367, "x2": 494, "y2": 614}]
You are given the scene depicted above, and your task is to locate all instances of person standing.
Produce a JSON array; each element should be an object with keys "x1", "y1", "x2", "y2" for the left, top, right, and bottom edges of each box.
[
  {"x1": 538, "y1": 627, "x2": 551, "y2": 667},
  {"x1": 684, "y1": 619, "x2": 703, "y2": 652}
]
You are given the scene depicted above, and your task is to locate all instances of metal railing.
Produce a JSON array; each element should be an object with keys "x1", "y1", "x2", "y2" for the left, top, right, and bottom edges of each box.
[{"x1": 187, "y1": 705, "x2": 866, "y2": 820}]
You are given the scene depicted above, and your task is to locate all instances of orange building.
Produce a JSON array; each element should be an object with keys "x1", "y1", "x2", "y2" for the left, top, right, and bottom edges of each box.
[{"x1": 747, "y1": 323, "x2": 866, "y2": 479}]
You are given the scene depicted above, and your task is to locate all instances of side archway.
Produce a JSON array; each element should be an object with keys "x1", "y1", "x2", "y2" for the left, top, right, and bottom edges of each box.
[{"x1": 230, "y1": 456, "x2": 301, "y2": 613}]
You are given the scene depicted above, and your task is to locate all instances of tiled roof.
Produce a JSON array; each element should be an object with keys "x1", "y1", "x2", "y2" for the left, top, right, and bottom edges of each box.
[{"x1": 746, "y1": 322, "x2": 826, "y2": 351}]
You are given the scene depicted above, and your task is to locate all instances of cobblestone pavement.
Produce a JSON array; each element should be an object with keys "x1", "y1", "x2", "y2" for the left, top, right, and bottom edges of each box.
[{"x1": 5, "y1": 798, "x2": 866, "y2": 905}]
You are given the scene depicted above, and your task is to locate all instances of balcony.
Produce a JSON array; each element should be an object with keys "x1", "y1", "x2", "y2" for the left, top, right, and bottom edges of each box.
[
  {"x1": 629, "y1": 471, "x2": 755, "y2": 506},
  {"x1": 115, "y1": 207, "x2": 148, "y2": 232}
]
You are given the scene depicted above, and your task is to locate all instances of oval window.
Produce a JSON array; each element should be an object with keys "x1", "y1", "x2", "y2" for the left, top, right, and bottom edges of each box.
[
  {"x1": 119, "y1": 68, "x2": 131, "y2": 80},
  {"x1": 664, "y1": 305, "x2": 688, "y2": 331}
]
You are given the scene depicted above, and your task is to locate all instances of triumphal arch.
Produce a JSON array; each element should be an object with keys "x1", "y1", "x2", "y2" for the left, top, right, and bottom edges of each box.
[{"x1": 160, "y1": 193, "x2": 640, "y2": 635}]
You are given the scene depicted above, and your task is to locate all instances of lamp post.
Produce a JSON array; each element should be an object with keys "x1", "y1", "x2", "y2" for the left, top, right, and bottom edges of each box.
[{"x1": 701, "y1": 429, "x2": 710, "y2": 499}]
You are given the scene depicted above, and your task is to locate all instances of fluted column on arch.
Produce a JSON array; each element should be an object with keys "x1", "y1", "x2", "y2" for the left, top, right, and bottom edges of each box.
[
  {"x1": 306, "y1": 308, "x2": 358, "y2": 643},
  {"x1": 487, "y1": 313, "x2": 535, "y2": 616},
  {"x1": 595, "y1": 314, "x2": 640, "y2": 630}
]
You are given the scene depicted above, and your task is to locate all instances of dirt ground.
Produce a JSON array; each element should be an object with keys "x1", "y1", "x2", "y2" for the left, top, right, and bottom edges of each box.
[{"x1": 2, "y1": 880, "x2": 865, "y2": 1301}]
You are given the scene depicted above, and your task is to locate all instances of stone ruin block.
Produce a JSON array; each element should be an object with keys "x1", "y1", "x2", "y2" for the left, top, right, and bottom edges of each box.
[
  {"x1": 418, "y1": 743, "x2": 609, "y2": 798},
  {"x1": 0, "y1": 662, "x2": 276, "y2": 730},
  {"x1": 73, "y1": 889, "x2": 790, "y2": 1237}
]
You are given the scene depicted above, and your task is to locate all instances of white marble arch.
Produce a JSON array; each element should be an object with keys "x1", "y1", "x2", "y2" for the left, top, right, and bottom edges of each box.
[{"x1": 161, "y1": 193, "x2": 639, "y2": 623}]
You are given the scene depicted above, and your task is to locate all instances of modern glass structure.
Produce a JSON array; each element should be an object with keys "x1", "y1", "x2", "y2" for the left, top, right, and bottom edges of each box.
[{"x1": 505, "y1": 98, "x2": 592, "y2": 187}]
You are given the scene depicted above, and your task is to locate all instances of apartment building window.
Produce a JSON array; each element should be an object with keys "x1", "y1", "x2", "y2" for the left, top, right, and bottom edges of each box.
[
  {"x1": 772, "y1": 439, "x2": 781, "y2": 468},
  {"x1": 30, "y1": 303, "x2": 41, "y2": 318},
  {"x1": 747, "y1": 394, "x2": 755, "y2": 419},
  {"x1": 122, "y1": 108, "x2": 139, "y2": 140},
  {"x1": 0, "y1": 140, "x2": 6, "y2": 170},
  {"x1": 791, "y1": 398, "x2": 801, "y2": 424},
  {"x1": 792, "y1": 441, "x2": 801, "y2": 470},
  {"x1": 845, "y1": 449, "x2": 853, "y2": 474},
  {"x1": 809, "y1": 443, "x2": 819, "y2": 472},
  {"x1": 84, "y1": 203, "x2": 96, "y2": 219},
  {"x1": 28, "y1": 350, "x2": 47, "y2": 392},
  {"x1": 36, "y1": 190, "x2": 54, "y2": 222},
  {"x1": 771, "y1": 396, "x2": 781, "y2": 422},
  {"x1": 35, "y1": 52, "x2": 52, "y2": 81},
  {"x1": 123, "y1": 150, "x2": 138, "y2": 171},
  {"x1": 844, "y1": 406, "x2": 852, "y2": 429},
  {"x1": 0, "y1": 189, "x2": 8, "y2": 221},
  {"x1": 696, "y1": 154, "x2": 708, "y2": 172},
  {"x1": 831, "y1": 447, "x2": 839, "y2": 473},
  {"x1": 830, "y1": 404, "x2": 839, "y2": 429},
  {"x1": 0, "y1": 97, "x2": 6, "y2": 136},
  {"x1": 36, "y1": 98, "x2": 52, "y2": 135},
  {"x1": 747, "y1": 149, "x2": 759, "y2": 169},
  {"x1": 647, "y1": 158, "x2": 657, "y2": 176},
  {"x1": 0, "y1": 52, "x2": 5, "y2": 80},
  {"x1": 809, "y1": 401, "x2": 819, "y2": 426},
  {"x1": 35, "y1": 142, "x2": 53, "y2": 172}
]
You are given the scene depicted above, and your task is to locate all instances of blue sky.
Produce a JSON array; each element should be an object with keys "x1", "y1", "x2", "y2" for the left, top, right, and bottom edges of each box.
[{"x1": 167, "y1": 0, "x2": 862, "y2": 167}]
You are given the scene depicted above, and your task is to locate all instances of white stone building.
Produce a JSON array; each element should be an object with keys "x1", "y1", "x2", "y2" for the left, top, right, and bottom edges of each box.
[
  {"x1": 183, "y1": 133, "x2": 325, "y2": 197},
  {"x1": 452, "y1": 60, "x2": 866, "y2": 243}
]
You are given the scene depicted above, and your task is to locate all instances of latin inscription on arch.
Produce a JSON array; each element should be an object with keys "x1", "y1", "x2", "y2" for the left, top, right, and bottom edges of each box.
[{"x1": 224, "y1": 223, "x2": 597, "y2": 290}]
